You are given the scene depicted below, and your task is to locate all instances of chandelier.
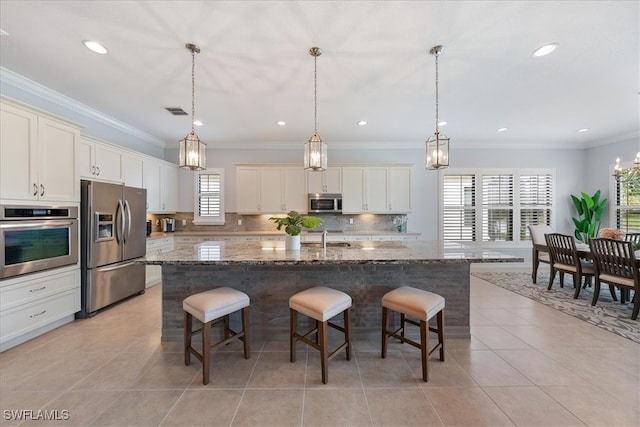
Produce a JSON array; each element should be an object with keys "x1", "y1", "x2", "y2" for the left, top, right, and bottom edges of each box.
[
  {"x1": 178, "y1": 43, "x2": 206, "y2": 171},
  {"x1": 613, "y1": 152, "x2": 640, "y2": 183},
  {"x1": 425, "y1": 45, "x2": 450, "y2": 170},
  {"x1": 304, "y1": 47, "x2": 327, "y2": 171}
]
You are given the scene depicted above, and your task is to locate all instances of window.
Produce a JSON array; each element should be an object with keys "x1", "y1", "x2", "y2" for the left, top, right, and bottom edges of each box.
[
  {"x1": 193, "y1": 168, "x2": 225, "y2": 225},
  {"x1": 614, "y1": 172, "x2": 640, "y2": 233},
  {"x1": 441, "y1": 169, "x2": 553, "y2": 245}
]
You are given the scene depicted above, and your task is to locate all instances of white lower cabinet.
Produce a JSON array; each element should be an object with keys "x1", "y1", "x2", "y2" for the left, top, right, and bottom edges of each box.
[
  {"x1": 0, "y1": 266, "x2": 80, "y2": 352},
  {"x1": 145, "y1": 237, "x2": 174, "y2": 287}
]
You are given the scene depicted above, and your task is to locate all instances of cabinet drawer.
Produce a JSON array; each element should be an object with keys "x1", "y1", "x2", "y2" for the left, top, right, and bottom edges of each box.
[
  {"x1": 0, "y1": 269, "x2": 79, "y2": 311},
  {"x1": 1, "y1": 288, "x2": 80, "y2": 343}
]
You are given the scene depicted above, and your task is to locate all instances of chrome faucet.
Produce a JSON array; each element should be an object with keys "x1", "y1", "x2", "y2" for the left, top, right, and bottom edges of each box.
[{"x1": 322, "y1": 229, "x2": 328, "y2": 249}]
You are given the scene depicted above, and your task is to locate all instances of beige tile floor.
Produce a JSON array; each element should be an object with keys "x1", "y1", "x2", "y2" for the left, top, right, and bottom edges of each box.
[{"x1": 1, "y1": 273, "x2": 639, "y2": 426}]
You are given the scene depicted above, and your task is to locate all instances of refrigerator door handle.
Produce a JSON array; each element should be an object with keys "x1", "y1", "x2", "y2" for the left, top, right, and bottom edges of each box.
[
  {"x1": 124, "y1": 199, "x2": 132, "y2": 243},
  {"x1": 97, "y1": 261, "x2": 139, "y2": 272},
  {"x1": 116, "y1": 199, "x2": 125, "y2": 244}
]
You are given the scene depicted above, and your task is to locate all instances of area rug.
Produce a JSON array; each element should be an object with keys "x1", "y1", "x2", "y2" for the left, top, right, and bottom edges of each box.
[{"x1": 472, "y1": 272, "x2": 640, "y2": 344}]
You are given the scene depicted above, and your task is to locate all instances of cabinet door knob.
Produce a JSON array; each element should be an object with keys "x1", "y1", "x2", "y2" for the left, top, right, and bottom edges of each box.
[
  {"x1": 33, "y1": 183, "x2": 38, "y2": 196},
  {"x1": 40, "y1": 184, "x2": 45, "y2": 197},
  {"x1": 91, "y1": 165, "x2": 96, "y2": 175},
  {"x1": 96, "y1": 166, "x2": 101, "y2": 176}
]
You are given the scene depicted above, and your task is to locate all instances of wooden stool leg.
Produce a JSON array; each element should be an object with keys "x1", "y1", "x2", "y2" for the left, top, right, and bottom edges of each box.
[
  {"x1": 400, "y1": 313, "x2": 406, "y2": 340},
  {"x1": 381, "y1": 307, "x2": 389, "y2": 358},
  {"x1": 290, "y1": 308, "x2": 297, "y2": 363},
  {"x1": 420, "y1": 319, "x2": 428, "y2": 382},
  {"x1": 344, "y1": 307, "x2": 351, "y2": 361},
  {"x1": 223, "y1": 315, "x2": 230, "y2": 340},
  {"x1": 184, "y1": 311, "x2": 192, "y2": 366},
  {"x1": 437, "y1": 309, "x2": 445, "y2": 361},
  {"x1": 319, "y1": 320, "x2": 328, "y2": 384},
  {"x1": 202, "y1": 320, "x2": 211, "y2": 385},
  {"x1": 242, "y1": 306, "x2": 250, "y2": 359}
]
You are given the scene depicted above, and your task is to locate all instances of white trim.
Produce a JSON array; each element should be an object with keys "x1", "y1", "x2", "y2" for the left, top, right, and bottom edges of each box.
[{"x1": 1, "y1": 67, "x2": 165, "y2": 147}]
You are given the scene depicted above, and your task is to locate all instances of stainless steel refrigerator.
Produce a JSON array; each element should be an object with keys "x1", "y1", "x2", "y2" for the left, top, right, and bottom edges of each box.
[{"x1": 78, "y1": 180, "x2": 147, "y2": 317}]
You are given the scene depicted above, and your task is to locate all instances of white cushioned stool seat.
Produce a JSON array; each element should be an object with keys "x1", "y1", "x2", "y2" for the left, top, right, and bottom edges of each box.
[
  {"x1": 381, "y1": 286, "x2": 445, "y2": 382},
  {"x1": 289, "y1": 286, "x2": 352, "y2": 384},
  {"x1": 183, "y1": 287, "x2": 250, "y2": 323},
  {"x1": 382, "y1": 286, "x2": 445, "y2": 321},
  {"x1": 289, "y1": 286, "x2": 352, "y2": 321},
  {"x1": 183, "y1": 287, "x2": 250, "y2": 385}
]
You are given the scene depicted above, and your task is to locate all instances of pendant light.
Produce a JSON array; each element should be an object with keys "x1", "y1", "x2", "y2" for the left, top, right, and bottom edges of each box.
[
  {"x1": 425, "y1": 45, "x2": 450, "y2": 170},
  {"x1": 178, "y1": 43, "x2": 206, "y2": 171},
  {"x1": 304, "y1": 47, "x2": 327, "y2": 171}
]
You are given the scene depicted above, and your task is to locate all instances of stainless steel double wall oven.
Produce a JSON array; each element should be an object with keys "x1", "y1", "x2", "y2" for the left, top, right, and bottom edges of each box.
[{"x1": 0, "y1": 205, "x2": 79, "y2": 280}]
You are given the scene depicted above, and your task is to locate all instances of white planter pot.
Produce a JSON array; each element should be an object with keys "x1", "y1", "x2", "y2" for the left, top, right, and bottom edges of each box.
[{"x1": 285, "y1": 235, "x2": 301, "y2": 251}]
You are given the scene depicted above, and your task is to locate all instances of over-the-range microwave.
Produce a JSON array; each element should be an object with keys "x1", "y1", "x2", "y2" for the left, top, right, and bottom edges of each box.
[{"x1": 308, "y1": 193, "x2": 342, "y2": 213}]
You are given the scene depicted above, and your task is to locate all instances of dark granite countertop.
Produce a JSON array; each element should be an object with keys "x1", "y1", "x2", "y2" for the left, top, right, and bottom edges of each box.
[{"x1": 141, "y1": 240, "x2": 522, "y2": 266}]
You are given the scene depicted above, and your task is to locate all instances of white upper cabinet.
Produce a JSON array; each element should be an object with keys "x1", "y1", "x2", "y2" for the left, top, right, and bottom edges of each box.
[
  {"x1": 144, "y1": 158, "x2": 178, "y2": 213},
  {"x1": 237, "y1": 166, "x2": 307, "y2": 214},
  {"x1": 123, "y1": 152, "x2": 144, "y2": 188},
  {"x1": 78, "y1": 137, "x2": 124, "y2": 183},
  {"x1": 1, "y1": 99, "x2": 80, "y2": 203},
  {"x1": 307, "y1": 167, "x2": 341, "y2": 194},
  {"x1": 388, "y1": 167, "x2": 412, "y2": 213},
  {"x1": 342, "y1": 166, "x2": 412, "y2": 214}
]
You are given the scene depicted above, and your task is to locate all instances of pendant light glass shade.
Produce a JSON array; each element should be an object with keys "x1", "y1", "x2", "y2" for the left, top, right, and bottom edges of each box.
[
  {"x1": 178, "y1": 43, "x2": 206, "y2": 171},
  {"x1": 304, "y1": 47, "x2": 327, "y2": 171},
  {"x1": 426, "y1": 132, "x2": 450, "y2": 169},
  {"x1": 179, "y1": 131, "x2": 206, "y2": 171},
  {"x1": 304, "y1": 133, "x2": 327, "y2": 171},
  {"x1": 425, "y1": 45, "x2": 450, "y2": 170}
]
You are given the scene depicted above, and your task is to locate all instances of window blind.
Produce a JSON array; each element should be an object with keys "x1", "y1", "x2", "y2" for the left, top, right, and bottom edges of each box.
[
  {"x1": 481, "y1": 174, "x2": 513, "y2": 242},
  {"x1": 443, "y1": 175, "x2": 476, "y2": 241},
  {"x1": 519, "y1": 173, "x2": 553, "y2": 240},
  {"x1": 194, "y1": 169, "x2": 225, "y2": 224}
]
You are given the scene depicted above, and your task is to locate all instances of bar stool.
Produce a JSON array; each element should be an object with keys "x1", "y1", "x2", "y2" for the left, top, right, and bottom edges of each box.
[
  {"x1": 289, "y1": 286, "x2": 352, "y2": 384},
  {"x1": 183, "y1": 287, "x2": 250, "y2": 385},
  {"x1": 381, "y1": 286, "x2": 444, "y2": 382}
]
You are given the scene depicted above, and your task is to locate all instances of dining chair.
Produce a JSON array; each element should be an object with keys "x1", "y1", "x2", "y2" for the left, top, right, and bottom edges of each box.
[
  {"x1": 544, "y1": 233, "x2": 595, "y2": 299},
  {"x1": 625, "y1": 232, "x2": 640, "y2": 246},
  {"x1": 527, "y1": 224, "x2": 554, "y2": 284},
  {"x1": 589, "y1": 238, "x2": 640, "y2": 320}
]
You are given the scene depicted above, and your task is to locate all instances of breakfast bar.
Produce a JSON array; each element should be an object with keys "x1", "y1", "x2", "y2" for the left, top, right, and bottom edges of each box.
[{"x1": 142, "y1": 240, "x2": 522, "y2": 342}]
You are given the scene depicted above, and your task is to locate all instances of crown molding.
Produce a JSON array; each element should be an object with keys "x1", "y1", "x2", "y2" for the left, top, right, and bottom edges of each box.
[{"x1": 0, "y1": 67, "x2": 165, "y2": 148}]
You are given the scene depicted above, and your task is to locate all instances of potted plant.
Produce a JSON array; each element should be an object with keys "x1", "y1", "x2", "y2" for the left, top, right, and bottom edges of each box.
[
  {"x1": 571, "y1": 190, "x2": 608, "y2": 244},
  {"x1": 269, "y1": 210, "x2": 323, "y2": 250}
]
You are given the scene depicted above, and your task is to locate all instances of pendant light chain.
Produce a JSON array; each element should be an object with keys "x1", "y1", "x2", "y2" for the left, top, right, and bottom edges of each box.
[
  {"x1": 191, "y1": 47, "x2": 196, "y2": 134},
  {"x1": 313, "y1": 53, "x2": 318, "y2": 134},
  {"x1": 434, "y1": 50, "x2": 439, "y2": 133}
]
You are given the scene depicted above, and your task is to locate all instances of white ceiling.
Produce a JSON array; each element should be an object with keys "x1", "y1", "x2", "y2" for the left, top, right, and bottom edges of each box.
[{"x1": 0, "y1": 1, "x2": 638, "y2": 150}]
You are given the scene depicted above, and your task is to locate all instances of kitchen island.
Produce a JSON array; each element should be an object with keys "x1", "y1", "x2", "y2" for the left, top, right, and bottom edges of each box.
[{"x1": 142, "y1": 240, "x2": 522, "y2": 342}]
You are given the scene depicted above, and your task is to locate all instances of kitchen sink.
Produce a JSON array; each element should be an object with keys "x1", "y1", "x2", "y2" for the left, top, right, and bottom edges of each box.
[{"x1": 301, "y1": 242, "x2": 351, "y2": 248}]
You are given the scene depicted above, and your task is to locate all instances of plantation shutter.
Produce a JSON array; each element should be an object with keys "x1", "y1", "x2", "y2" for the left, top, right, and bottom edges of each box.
[
  {"x1": 520, "y1": 173, "x2": 553, "y2": 240},
  {"x1": 616, "y1": 175, "x2": 640, "y2": 232},
  {"x1": 443, "y1": 175, "x2": 476, "y2": 241},
  {"x1": 194, "y1": 169, "x2": 225, "y2": 224},
  {"x1": 481, "y1": 174, "x2": 513, "y2": 241}
]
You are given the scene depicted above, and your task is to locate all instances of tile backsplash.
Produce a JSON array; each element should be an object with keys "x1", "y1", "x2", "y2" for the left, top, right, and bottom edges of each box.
[{"x1": 147, "y1": 212, "x2": 406, "y2": 234}]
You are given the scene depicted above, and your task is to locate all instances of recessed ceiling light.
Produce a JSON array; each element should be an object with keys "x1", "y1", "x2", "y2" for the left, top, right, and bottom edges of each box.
[
  {"x1": 83, "y1": 40, "x2": 108, "y2": 55},
  {"x1": 497, "y1": 127, "x2": 508, "y2": 132},
  {"x1": 577, "y1": 128, "x2": 589, "y2": 133},
  {"x1": 357, "y1": 120, "x2": 367, "y2": 126},
  {"x1": 532, "y1": 43, "x2": 558, "y2": 57},
  {"x1": 276, "y1": 121, "x2": 286, "y2": 126},
  {"x1": 193, "y1": 120, "x2": 203, "y2": 127},
  {"x1": 438, "y1": 121, "x2": 447, "y2": 126}
]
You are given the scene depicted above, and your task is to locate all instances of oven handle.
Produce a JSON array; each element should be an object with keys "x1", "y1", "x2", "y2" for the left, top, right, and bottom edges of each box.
[
  {"x1": 0, "y1": 220, "x2": 75, "y2": 229},
  {"x1": 97, "y1": 261, "x2": 138, "y2": 272}
]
